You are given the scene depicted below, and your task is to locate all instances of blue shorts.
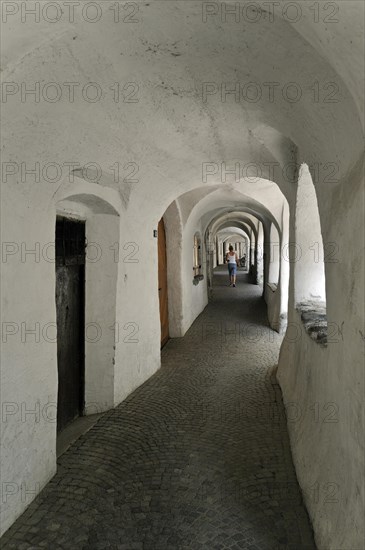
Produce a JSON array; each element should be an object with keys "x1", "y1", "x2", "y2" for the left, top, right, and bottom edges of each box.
[{"x1": 228, "y1": 263, "x2": 237, "y2": 275}]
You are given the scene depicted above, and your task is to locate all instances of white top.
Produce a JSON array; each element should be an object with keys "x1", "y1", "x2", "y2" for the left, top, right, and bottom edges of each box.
[{"x1": 227, "y1": 252, "x2": 237, "y2": 264}]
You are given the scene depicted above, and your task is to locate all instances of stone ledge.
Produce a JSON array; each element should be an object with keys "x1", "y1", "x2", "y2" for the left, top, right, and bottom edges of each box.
[
  {"x1": 193, "y1": 274, "x2": 204, "y2": 285},
  {"x1": 267, "y1": 283, "x2": 278, "y2": 292},
  {"x1": 296, "y1": 301, "x2": 328, "y2": 346}
]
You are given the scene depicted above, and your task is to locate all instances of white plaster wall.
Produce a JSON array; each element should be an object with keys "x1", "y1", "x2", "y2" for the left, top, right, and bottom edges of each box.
[
  {"x1": 181, "y1": 221, "x2": 208, "y2": 334},
  {"x1": 113, "y1": 213, "x2": 161, "y2": 406},
  {"x1": 268, "y1": 224, "x2": 280, "y2": 284},
  {"x1": 84, "y1": 214, "x2": 119, "y2": 413},
  {"x1": 264, "y1": 218, "x2": 281, "y2": 331},
  {"x1": 266, "y1": 286, "x2": 280, "y2": 330},
  {"x1": 279, "y1": 201, "x2": 290, "y2": 321},
  {"x1": 164, "y1": 202, "x2": 184, "y2": 338},
  {"x1": 266, "y1": 202, "x2": 290, "y2": 334},
  {"x1": 294, "y1": 164, "x2": 326, "y2": 303},
  {"x1": 256, "y1": 222, "x2": 264, "y2": 286},
  {"x1": 277, "y1": 156, "x2": 365, "y2": 549},
  {"x1": 217, "y1": 239, "x2": 224, "y2": 265},
  {"x1": 1, "y1": 188, "x2": 58, "y2": 534}
]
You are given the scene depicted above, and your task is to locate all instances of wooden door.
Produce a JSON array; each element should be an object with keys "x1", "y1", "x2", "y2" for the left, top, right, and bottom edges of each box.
[
  {"x1": 55, "y1": 218, "x2": 85, "y2": 432},
  {"x1": 158, "y1": 218, "x2": 169, "y2": 348}
]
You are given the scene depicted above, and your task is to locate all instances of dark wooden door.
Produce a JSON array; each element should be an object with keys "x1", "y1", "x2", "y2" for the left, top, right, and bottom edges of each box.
[
  {"x1": 158, "y1": 218, "x2": 169, "y2": 348},
  {"x1": 55, "y1": 218, "x2": 85, "y2": 432}
]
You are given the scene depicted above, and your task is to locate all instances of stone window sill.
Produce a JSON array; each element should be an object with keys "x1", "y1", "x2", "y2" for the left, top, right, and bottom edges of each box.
[
  {"x1": 296, "y1": 301, "x2": 327, "y2": 346},
  {"x1": 267, "y1": 283, "x2": 277, "y2": 292},
  {"x1": 193, "y1": 274, "x2": 204, "y2": 285}
]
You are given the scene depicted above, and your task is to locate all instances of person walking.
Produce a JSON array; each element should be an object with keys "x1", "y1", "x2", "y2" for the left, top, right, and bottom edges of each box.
[{"x1": 226, "y1": 245, "x2": 238, "y2": 287}]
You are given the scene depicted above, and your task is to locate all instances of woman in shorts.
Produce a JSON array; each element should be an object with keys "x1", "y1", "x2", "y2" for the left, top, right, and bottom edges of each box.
[{"x1": 226, "y1": 245, "x2": 238, "y2": 287}]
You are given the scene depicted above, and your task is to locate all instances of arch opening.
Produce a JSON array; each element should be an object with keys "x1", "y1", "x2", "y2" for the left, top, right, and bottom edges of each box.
[
  {"x1": 294, "y1": 164, "x2": 326, "y2": 305},
  {"x1": 56, "y1": 193, "x2": 120, "y2": 433},
  {"x1": 268, "y1": 223, "x2": 280, "y2": 286},
  {"x1": 291, "y1": 163, "x2": 327, "y2": 343}
]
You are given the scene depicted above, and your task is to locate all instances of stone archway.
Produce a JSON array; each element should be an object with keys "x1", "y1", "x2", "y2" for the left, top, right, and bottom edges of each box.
[{"x1": 56, "y1": 189, "x2": 120, "y2": 421}]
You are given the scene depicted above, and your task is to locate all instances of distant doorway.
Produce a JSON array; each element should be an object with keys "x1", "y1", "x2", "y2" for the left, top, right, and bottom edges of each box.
[
  {"x1": 158, "y1": 218, "x2": 169, "y2": 348},
  {"x1": 55, "y1": 217, "x2": 85, "y2": 432}
]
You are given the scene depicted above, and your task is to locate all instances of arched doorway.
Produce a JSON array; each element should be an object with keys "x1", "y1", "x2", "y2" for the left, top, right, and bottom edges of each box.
[
  {"x1": 55, "y1": 216, "x2": 86, "y2": 432},
  {"x1": 55, "y1": 187, "x2": 121, "y2": 434}
]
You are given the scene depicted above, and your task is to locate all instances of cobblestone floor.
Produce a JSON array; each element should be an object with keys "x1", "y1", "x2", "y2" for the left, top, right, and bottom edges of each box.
[{"x1": 1, "y1": 268, "x2": 316, "y2": 550}]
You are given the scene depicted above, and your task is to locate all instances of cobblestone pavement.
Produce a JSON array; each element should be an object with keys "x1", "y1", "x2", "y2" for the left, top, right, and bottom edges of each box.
[{"x1": 1, "y1": 268, "x2": 316, "y2": 550}]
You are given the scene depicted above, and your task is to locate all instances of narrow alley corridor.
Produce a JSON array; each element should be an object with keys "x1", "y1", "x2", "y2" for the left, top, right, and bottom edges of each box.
[{"x1": 2, "y1": 268, "x2": 316, "y2": 550}]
